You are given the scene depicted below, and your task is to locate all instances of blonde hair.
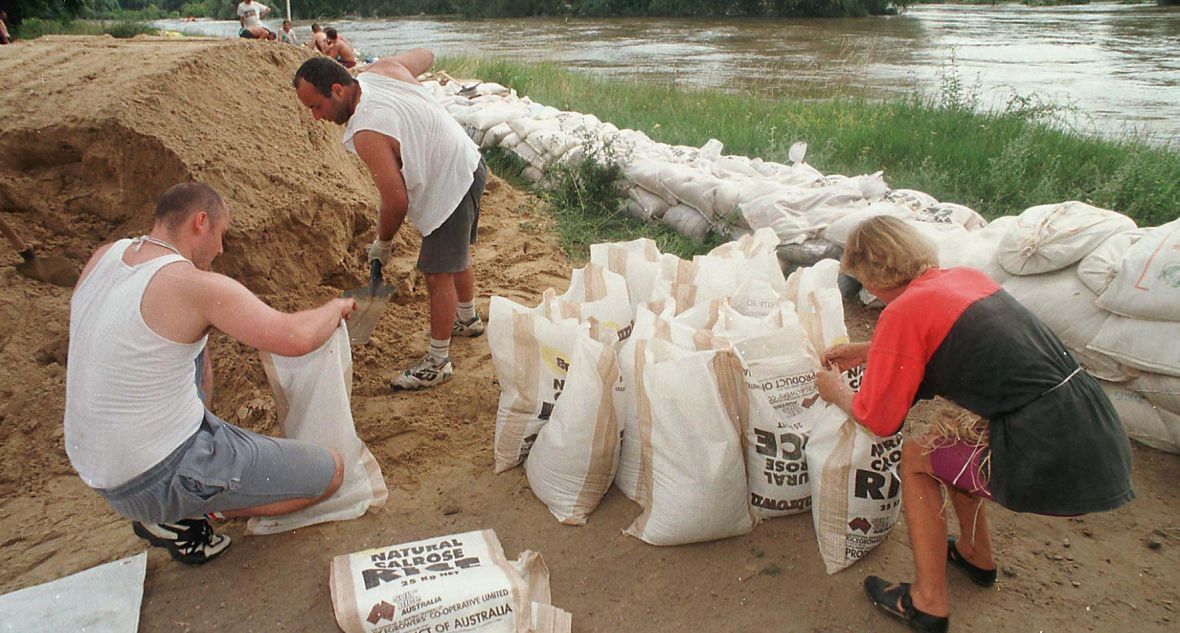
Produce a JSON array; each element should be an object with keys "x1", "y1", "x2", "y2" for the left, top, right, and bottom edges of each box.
[{"x1": 841, "y1": 216, "x2": 938, "y2": 290}]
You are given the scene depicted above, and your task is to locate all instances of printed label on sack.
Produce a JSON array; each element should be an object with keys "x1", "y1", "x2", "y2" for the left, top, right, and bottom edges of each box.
[
  {"x1": 844, "y1": 434, "x2": 902, "y2": 562},
  {"x1": 341, "y1": 531, "x2": 520, "y2": 633}
]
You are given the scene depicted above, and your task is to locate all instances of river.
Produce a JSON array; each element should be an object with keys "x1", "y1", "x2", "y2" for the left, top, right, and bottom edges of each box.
[{"x1": 154, "y1": 3, "x2": 1180, "y2": 144}]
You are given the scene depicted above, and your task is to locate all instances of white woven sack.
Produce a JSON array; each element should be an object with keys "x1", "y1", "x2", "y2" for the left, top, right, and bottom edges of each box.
[
  {"x1": 1076, "y1": 228, "x2": 1146, "y2": 295},
  {"x1": 465, "y1": 102, "x2": 530, "y2": 131},
  {"x1": 916, "y1": 202, "x2": 987, "y2": 231},
  {"x1": 662, "y1": 204, "x2": 713, "y2": 242},
  {"x1": 708, "y1": 227, "x2": 790, "y2": 296},
  {"x1": 885, "y1": 189, "x2": 938, "y2": 213},
  {"x1": 329, "y1": 529, "x2": 570, "y2": 633},
  {"x1": 499, "y1": 132, "x2": 521, "y2": 150},
  {"x1": 614, "y1": 302, "x2": 672, "y2": 501},
  {"x1": 714, "y1": 180, "x2": 793, "y2": 220},
  {"x1": 589, "y1": 238, "x2": 662, "y2": 315},
  {"x1": 998, "y1": 201, "x2": 1137, "y2": 276},
  {"x1": 624, "y1": 339, "x2": 756, "y2": 545},
  {"x1": 784, "y1": 259, "x2": 851, "y2": 354},
  {"x1": 660, "y1": 167, "x2": 721, "y2": 219},
  {"x1": 807, "y1": 406, "x2": 904, "y2": 574},
  {"x1": 489, "y1": 294, "x2": 586, "y2": 473},
  {"x1": 1087, "y1": 313, "x2": 1180, "y2": 378},
  {"x1": 1001, "y1": 267, "x2": 1137, "y2": 382},
  {"x1": 937, "y1": 216, "x2": 1015, "y2": 284},
  {"x1": 822, "y1": 202, "x2": 913, "y2": 247},
  {"x1": 525, "y1": 329, "x2": 621, "y2": 525},
  {"x1": 480, "y1": 122, "x2": 514, "y2": 150},
  {"x1": 734, "y1": 326, "x2": 823, "y2": 519},
  {"x1": 1098, "y1": 381, "x2": 1179, "y2": 454},
  {"x1": 1094, "y1": 220, "x2": 1180, "y2": 322},
  {"x1": 625, "y1": 185, "x2": 672, "y2": 221},
  {"x1": 1127, "y1": 372, "x2": 1180, "y2": 416},
  {"x1": 623, "y1": 159, "x2": 679, "y2": 205},
  {"x1": 248, "y1": 325, "x2": 387, "y2": 535},
  {"x1": 554, "y1": 263, "x2": 634, "y2": 346}
]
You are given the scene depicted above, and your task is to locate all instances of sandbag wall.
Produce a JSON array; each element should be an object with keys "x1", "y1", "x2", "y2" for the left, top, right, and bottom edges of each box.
[
  {"x1": 487, "y1": 230, "x2": 904, "y2": 575},
  {"x1": 419, "y1": 79, "x2": 985, "y2": 266}
]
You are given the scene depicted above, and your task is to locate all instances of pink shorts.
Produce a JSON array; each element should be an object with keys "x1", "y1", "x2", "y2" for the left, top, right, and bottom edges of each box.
[{"x1": 928, "y1": 440, "x2": 992, "y2": 500}]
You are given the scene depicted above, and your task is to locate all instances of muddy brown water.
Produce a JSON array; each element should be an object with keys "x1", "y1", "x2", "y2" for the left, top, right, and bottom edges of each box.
[{"x1": 160, "y1": 4, "x2": 1180, "y2": 143}]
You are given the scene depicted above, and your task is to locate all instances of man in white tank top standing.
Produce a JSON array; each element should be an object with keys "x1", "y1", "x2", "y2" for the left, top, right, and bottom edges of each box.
[
  {"x1": 293, "y1": 50, "x2": 488, "y2": 391},
  {"x1": 64, "y1": 182, "x2": 355, "y2": 564}
]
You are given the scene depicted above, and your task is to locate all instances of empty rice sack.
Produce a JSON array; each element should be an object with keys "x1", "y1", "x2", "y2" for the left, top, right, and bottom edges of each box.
[
  {"x1": 525, "y1": 328, "x2": 621, "y2": 525},
  {"x1": 624, "y1": 339, "x2": 756, "y2": 545},
  {"x1": 248, "y1": 325, "x2": 388, "y2": 535},
  {"x1": 807, "y1": 406, "x2": 903, "y2": 574},
  {"x1": 488, "y1": 293, "x2": 586, "y2": 473},
  {"x1": 330, "y1": 529, "x2": 570, "y2": 633}
]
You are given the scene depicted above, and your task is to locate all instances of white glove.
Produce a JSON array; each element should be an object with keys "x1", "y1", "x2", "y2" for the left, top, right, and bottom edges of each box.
[{"x1": 367, "y1": 238, "x2": 394, "y2": 266}]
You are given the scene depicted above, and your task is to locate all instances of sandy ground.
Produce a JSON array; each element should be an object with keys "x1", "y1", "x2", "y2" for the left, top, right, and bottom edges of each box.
[{"x1": 0, "y1": 36, "x2": 1177, "y2": 632}]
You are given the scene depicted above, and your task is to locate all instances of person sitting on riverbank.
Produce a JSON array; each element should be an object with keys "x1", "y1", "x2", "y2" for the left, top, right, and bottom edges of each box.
[
  {"x1": 64, "y1": 182, "x2": 354, "y2": 565},
  {"x1": 324, "y1": 27, "x2": 358, "y2": 69},
  {"x1": 814, "y1": 216, "x2": 1134, "y2": 633},
  {"x1": 0, "y1": 10, "x2": 12, "y2": 45}
]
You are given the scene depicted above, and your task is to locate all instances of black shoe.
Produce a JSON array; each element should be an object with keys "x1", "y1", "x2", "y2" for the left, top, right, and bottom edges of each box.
[
  {"x1": 132, "y1": 518, "x2": 231, "y2": 565},
  {"x1": 864, "y1": 575, "x2": 949, "y2": 633},
  {"x1": 947, "y1": 536, "x2": 997, "y2": 587}
]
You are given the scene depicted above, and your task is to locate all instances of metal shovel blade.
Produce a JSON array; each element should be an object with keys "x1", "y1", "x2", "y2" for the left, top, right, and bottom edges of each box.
[
  {"x1": 342, "y1": 260, "x2": 395, "y2": 345},
  {"x1": 16, "y1": 255, "x2": 79, "y2": 287}
]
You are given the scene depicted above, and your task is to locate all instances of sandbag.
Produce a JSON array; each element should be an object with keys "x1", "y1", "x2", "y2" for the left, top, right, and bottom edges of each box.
[
  {"x1": 248, "y1": 325, "x2": 387, "y2": 535},
  {"x1": 488, "y1": 294, "x2": 585, "y2": 473},
  {"x1": 1127, "y1": 372, "x2": 1180, "y2": 416},
  {"x1": 822, "y1": 202, "x2": 912, "y2": 247},
  {"x1": 1075, "y1": 228, "x2": 1145, "y2": 295},
  {"x1": 1087, "y1": 313, "x2": 1180, "y2": 378},
  {"x1": 625, "y1": 185, "x2": 672, "y2": 221},
  {"x1": 525, "y1": 329, "x2": 620, "y2": 525},
  {"x1": 1099, "y1": 381, "x2": 1180, "y2": 454},
  {"x1": 937, "y1": 216, "x2": 1015, "y2": 284},
  {"x1": 589, "y1": 237, "x2": 663, "y2": 315},
  {"x1": 1094, "y1": 220, "x2": 1180, "y2": 322},
  {"x1": 916, "y1": 202, "x2": 987, "y2": 231},
  {"x1": 784, "y1": 259, "x2": 850, "y2": 355},
  {"x1": 807, "y1": 406, "x2": 904, "y2": 574},
  {"x1": 329, "y1": 529, "x2": 570, "y2": 633},
  {"x1": 0, "y1": 552, "x2": 146, "y2": 633},
  {"x1": 998, "y1": 201, "x2": 1136, "y2": 276},
  {"x1": 554, "y1": 263, "x2": 634, "y2": 346},
  {"x1": 662, "y1": 204, "x2": 713, "y2": 243},
  {"x1": 625, "y1": 339, "x2": 756, "y2": 545}
]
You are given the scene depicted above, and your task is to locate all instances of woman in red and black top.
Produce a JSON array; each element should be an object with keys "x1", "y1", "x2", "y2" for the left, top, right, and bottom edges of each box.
[{"x1": 816, "y1": 216, "x2": 1134, "y2": 633}]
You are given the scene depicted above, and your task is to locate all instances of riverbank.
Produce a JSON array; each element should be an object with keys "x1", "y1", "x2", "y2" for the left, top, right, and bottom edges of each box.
[
  {"x1": 446, "y1": 57, "x2": 1179, "y2": 230},
  {"x1": 1, "y1": 36, "x2": 1178, "y2": 633}
]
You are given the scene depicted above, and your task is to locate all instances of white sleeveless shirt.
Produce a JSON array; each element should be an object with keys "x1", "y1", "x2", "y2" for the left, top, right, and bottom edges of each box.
[
  {"x1": 64, "y1": 239, "x2": 207, "y2": 489},
  {"x1": 343, "y1": 73, "x2": 482, "y2": 237}
]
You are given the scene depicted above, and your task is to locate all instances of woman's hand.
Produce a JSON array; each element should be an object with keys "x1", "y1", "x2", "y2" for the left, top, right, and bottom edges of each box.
[
  {"x1": 816, "y1": 362, "x2": 854, "y2": 414},
  {"x1": 821, "y1": 341, "x2": 870, "y2": 372}
]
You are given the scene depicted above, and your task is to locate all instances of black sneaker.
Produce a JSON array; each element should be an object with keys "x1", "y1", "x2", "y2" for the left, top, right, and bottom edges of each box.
[{"x1": 132, "y1": 518, "x2": 231, "y2": 565}]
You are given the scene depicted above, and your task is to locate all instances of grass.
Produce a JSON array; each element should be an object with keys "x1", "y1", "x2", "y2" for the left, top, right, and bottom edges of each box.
[{"x1": 446, "y1": 57, "x2": 1178, "y2": 234}]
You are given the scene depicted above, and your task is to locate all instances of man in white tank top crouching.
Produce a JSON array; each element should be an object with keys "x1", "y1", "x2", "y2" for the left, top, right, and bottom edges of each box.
[
  {"x1": 64, "y1": 182, "x2": 355, "y2": 564},
  {"x1": 292, "y1": 49, "x2": 488, "y2": 391}
]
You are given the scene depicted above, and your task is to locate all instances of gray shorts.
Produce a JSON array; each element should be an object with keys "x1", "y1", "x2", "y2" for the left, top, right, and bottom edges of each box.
[
  {"x1": 418, "y1": 159, "x2": 488, "y2": 274},
  {"x1": 98, "y1": 410, "x2": 336, "y2": 523}
]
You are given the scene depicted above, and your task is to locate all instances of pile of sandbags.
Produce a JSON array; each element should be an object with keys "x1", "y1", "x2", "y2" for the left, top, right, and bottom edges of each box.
[
  {"x1": 421, "y1": 78, "x2": 986, "y2": 268},
  {"x1": 488, "y1": 229, "x2": 903, "y2": 574}
]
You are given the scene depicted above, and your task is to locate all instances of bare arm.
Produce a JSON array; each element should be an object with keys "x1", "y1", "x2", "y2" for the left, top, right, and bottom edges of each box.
[
  {"x1": 365, "y1": 49, "x2": 433, "y2": 84},
  {"x1": 189, "y1": 270, "x2": 353, "y2": 357},
  {"x1": 352, "y1": 130, "x2": 409, "y2": 242}
]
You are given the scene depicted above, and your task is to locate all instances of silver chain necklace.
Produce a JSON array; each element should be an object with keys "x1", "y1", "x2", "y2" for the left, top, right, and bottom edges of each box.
[{"x1": 133, "y1": 235, "x2": 184, "y2": 257}]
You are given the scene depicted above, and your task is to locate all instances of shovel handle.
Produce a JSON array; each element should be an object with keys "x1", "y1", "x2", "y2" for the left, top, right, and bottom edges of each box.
[{"x1": 369, "y1": 259, "x2": 384, "y2": 290}]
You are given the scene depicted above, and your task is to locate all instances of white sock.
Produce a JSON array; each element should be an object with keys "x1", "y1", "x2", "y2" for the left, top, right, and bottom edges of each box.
[
  {"x1": 457, "y1": 300, "x2": 477, "y2": 323},
  {"x1": 428, "y1": 337, "x2": 450, "y2": 363}
]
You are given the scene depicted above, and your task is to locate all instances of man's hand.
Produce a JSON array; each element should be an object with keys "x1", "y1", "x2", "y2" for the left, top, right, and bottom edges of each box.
[
  {"x1": 367, "y1": 238, "x2": 394, "y2": 266},
  {"x1": 334, "y1": 298, "x2": 357, "y2": 321},
  {"x1": 821, "y1": 341, "x2": 870, "y2": 372}
]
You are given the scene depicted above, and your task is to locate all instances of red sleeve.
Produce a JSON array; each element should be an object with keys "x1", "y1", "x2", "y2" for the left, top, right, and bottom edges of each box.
[{"x1": 852, "y1": 309, "x2": 927, "y2": 437}]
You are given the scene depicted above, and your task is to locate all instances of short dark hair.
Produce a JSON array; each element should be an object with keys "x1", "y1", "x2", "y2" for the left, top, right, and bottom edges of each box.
[
  {"x1": 324, "y1": 27, "x2": 338, "y2": 40},
  {"x1": 311, "y1": 22, "x2": 321, "y2": 32},
  {"x1": 293, "y1": 57, "x2": 354, "y2": 96},
  {"x1": 154, "y1": 182, "x2": 226, "y2": 229}
]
